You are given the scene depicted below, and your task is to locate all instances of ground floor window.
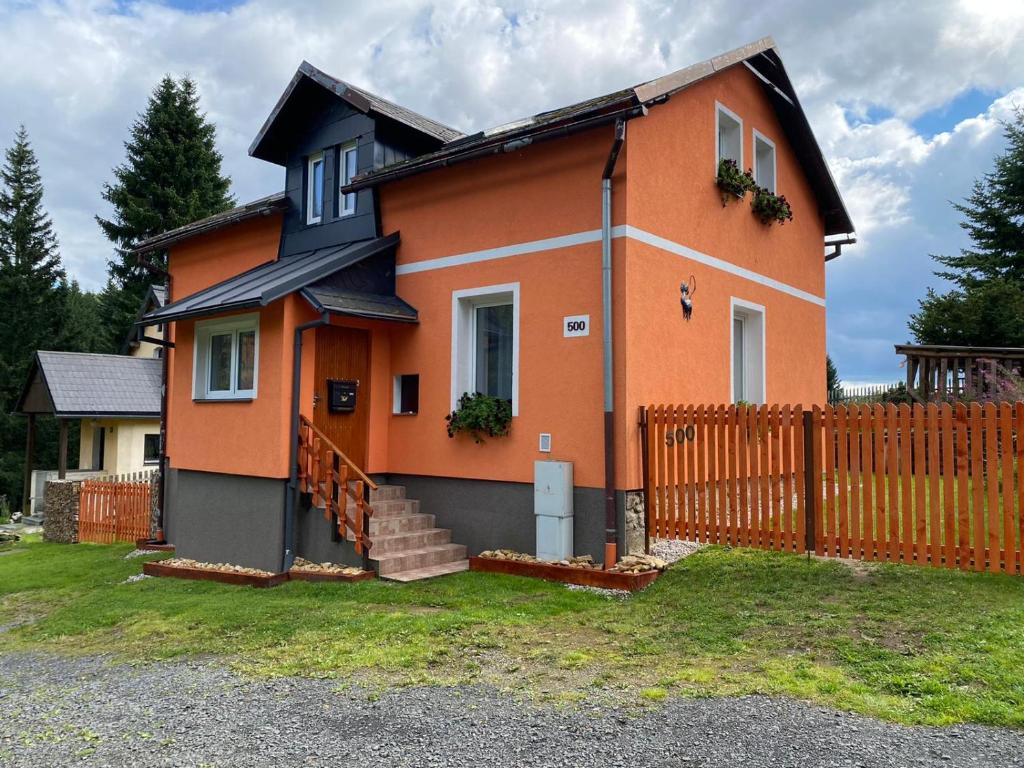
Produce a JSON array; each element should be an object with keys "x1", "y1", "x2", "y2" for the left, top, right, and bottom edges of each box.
[
  {"x1": 451, "y1": 283, "x2": 519, "y2": 415},
  {"x1": 193, "y1": 313, "x2": 259, "y2": 401},
  {"x1": 731, "y1": 298, "x2": 765, "y2": 404},
  {"x1": 143, "y1": 433, "x2": 160, "y2": 464}
]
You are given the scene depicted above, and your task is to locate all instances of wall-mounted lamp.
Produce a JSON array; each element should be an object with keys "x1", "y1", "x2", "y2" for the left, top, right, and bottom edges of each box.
[{"x1": 680, "y1": 275, "x2": 696, "y2": 321}]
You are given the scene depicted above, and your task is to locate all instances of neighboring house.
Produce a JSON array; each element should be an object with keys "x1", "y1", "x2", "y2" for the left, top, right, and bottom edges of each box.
[
  {"x1": 137, "y1": 37, "x2": 854, "y2": 578},
  {"x1": 14, "y1": 289, "x2": 166, "y2": 517}
]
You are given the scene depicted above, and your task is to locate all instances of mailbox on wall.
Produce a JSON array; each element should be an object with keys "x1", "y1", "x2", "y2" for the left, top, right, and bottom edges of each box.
[{"x1": 327, "y1": 379, "x2": 357, "y2": 413}]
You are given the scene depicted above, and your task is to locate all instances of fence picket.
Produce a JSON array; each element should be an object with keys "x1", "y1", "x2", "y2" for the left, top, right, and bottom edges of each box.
[
  {"x1": 955, "y1": 403, "x2": 971, "y2": 571},
  {"x1": 887, "y1": 405, "x2": 900, "y2": 563},
  {"x1": 985, "y1": 403, "x2": 1000, "y2": 573},
  {"x1": 941, "y1": 404, "x2": 955, "y2": 569},
  {"x1": 969, "y1": 403, "x2": 985, "y2": 571},
  {"x1": 1000, "y1": 403, "x2": 1015, "y2": 573}
]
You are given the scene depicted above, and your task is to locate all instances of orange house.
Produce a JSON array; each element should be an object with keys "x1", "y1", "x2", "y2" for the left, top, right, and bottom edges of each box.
[{"x1": 138, "y1": 38, "x2": 854, "y2": 579}]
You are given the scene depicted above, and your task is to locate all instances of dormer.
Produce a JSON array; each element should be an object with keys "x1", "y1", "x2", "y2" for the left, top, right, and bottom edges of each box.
[{"x1": 249, "y1": 62, "x2": 463, "y2": 257}]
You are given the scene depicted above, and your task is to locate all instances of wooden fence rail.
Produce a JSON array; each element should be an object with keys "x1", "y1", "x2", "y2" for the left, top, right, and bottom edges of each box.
[
  {"x1": 640, "y1": 402, "x2": 1024, "y2": 575},
  {"x1": 78, "y1": 471, "x2": 154, "y2": 544}
]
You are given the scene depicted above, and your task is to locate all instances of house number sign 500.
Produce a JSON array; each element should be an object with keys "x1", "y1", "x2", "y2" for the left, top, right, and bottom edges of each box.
[
  {"x1": 563, "y1": 314, "x2": 590, "y2": 337},
  {"x1": 665, "y1": 426, "x2": 696, "y2": 447}
]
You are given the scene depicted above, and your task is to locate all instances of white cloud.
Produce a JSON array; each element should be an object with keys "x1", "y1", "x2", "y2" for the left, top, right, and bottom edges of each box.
[{"x1": 0, "y1": 0, "x2": 1023, "y2": 382}]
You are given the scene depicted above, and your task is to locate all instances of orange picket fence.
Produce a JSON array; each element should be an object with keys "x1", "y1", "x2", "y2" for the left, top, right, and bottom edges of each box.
[
  {"x1": 640, "y1": 402, "x2": 1024, "y2": 575},
  {"x1": 78, "y1": 472, "x2": 154, "y2": 544}
]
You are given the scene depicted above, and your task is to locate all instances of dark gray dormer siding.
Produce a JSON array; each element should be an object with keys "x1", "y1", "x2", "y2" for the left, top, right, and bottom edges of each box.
[{"x1": 264, "y1": 67, "x2": 459, "y2": 259}]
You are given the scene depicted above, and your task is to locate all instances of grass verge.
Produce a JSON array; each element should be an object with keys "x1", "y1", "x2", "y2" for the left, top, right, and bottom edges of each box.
[{"x1": 1, "y1": 537, "x2": 1023, "y2": 726}]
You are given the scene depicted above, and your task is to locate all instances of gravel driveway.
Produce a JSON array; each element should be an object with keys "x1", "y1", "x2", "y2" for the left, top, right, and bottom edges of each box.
[{"x1": 1, "y1": 653, "x2": 1021, "y2": 767}]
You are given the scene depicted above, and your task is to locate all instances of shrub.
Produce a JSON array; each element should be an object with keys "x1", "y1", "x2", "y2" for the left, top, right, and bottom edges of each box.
[
  {"x1": 751, "y1": 186, "x2": 794, "y2": 225},
  {"x1": 715, "y1": 158, "x2": 755, "y2": 200},
  {"x1": 445, "y1": 392, "x2": 512, "y2": 443}
]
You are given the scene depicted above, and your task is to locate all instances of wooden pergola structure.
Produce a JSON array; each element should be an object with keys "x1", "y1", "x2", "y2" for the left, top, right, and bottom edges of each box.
[{"x1": 895, "y1": 344, "x2": 1024, "y2": 403}]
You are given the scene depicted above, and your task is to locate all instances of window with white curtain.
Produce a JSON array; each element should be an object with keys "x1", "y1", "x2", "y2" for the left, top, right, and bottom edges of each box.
[
  {"x1": 731, "y1": 299, "x2": 765, "y2": 404},
  {"x1": 193, "y1": 314, "x2": 259, "y2": 400},
  {"x1": 339, "y1": 142, "x2": 358, "y2": 216},
  {"x1": 307, "y1": 152, "x2": 324, "y2": 224}
]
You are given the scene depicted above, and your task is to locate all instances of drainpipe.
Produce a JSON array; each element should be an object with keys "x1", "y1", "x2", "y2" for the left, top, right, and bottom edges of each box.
[
  {"x1": 602, "y1": 118, "x2": 626, "y2": 569},
  {"x1": 283, "y1": 311, "x2": 331, "y2": 572},
  {"x1": 138, "y1": 258, "x2": 171, "y2": 544}
]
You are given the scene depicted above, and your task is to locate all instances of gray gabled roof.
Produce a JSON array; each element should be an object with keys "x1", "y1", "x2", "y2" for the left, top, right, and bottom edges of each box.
[
  {"x1": 249, "y1": 61, "x2": 463, "y2": 163},
  {"x1": 132, "y1": 192, "x2": 288, "y2": 256},
  {"x1": 143, "y1": 233, "x2": 401, "y2": 324},
  {"x1": 346, "y1": 37, "x2": 854, "y2": 237},
  {"x1": 15, "y1": 352, "x2": 161, "y2": 418}
]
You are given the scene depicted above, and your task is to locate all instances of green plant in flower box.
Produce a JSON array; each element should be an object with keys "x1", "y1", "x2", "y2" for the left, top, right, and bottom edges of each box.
[{"x1": 445, "y1": 392, "x2": 512, "y2": 443}]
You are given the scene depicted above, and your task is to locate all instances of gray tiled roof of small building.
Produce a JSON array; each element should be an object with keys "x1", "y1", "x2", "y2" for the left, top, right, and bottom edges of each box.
[{"x1": 36, "y1": 351, "x2": 161, "y2": 417}]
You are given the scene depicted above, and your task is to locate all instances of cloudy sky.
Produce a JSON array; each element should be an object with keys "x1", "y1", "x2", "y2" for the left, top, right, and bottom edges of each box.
[{"x1": 1, "y1": 0, "x2": 1023, "y2": 384}]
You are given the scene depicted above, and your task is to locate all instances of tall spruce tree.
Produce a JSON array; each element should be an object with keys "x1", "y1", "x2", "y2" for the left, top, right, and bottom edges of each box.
[
  {"x1": 98, "y1": 75, "x2": 234, "y2": 347},
  {"x1": 0, "y1": 126, "x2": 68, "y2": 510},
  {"x1": 910, "y1": 110, "x2": 1024, "y2": 345}
]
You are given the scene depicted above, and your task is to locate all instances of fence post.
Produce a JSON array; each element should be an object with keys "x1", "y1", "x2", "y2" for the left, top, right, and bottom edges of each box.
[
  {"x1": 638, "y1": 406, "x2": 651, "y2": 555},
  {"x1": 802, "y1": 409, "x2": 817, "y2": 553}
]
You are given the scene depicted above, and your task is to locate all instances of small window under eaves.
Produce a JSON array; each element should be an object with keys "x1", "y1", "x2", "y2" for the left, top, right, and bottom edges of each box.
[
  {"x1": 716, "y1": 103, "x2": 742, "y2": 168},
  {"x1": 754, "y1": 131, "x2": 776, "y2": 194}
]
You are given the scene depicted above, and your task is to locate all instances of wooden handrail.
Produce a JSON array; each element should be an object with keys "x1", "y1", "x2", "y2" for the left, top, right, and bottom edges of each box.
[{"x1": 299, "y1": 414, "x2": 377, "y2": 491}]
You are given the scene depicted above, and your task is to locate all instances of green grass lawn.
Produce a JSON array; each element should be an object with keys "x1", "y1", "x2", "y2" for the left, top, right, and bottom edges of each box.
[{"x1": 2, "y1": 537, "x2": 1024, "y2": 727}]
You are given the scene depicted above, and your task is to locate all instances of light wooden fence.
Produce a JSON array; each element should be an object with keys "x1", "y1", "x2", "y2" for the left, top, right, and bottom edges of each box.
[
  {"x1": 640, "y1": 403, "x2": 1024, "y2": 575},
  {"x1": 78, "y1": 471, "x2": 155, "y2": 544}
]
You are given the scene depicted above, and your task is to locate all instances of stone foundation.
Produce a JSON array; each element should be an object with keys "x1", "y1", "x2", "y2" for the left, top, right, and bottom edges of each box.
[
  {"x1": 42, "y1": 480, "x2": 80, "y2": 544},
  {"x1": 624, "y1": 490, "x2": 646, "y2": 555}
]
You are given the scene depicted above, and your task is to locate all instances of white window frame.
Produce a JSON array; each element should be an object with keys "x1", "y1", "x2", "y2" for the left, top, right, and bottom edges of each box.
[
  {"x1": 192, "y1": 313, "x2": 260, "y2": 401},
  {"x1": 451, "y1": 283, "x2": 520, "y2": 417},
  {"x1": 715, "y1": 101, "x2": 743, "y2": 171},
  {"x1": 339, "y1": 142, "x2": 358, "y2": 217},
  {"x1": 730, "y1": 298, "x2": 765, "y2": 405},
  {"x1": 392, "y1": 373, "x2": 419, "y2": 415},
  {"x1": 307, "y1": 152, "x2": 324, "y2": 225},
  {"x1": 753, "y1": 129, "x2": 777, "y2": 194}
]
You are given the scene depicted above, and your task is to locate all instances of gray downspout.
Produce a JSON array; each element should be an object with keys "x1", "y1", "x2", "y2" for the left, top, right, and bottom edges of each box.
[
  {"x1": 601, "y1": 118, "x2": 626, "y2": 568},
  {"x1": 283, "y1": 311, "x2": 331, "y2": 572}
]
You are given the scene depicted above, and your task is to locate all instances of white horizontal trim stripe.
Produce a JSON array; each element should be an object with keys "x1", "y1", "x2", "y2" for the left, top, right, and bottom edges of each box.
[
  {"x1": 396, "y1": 225, "x2": 825, "y2": 307},
  {"x1": 620, "y1": 225, "x2": 826, "y2": 307},
  {"x1": 396, "y1": 229, "x2": 602, "y2": 275}
]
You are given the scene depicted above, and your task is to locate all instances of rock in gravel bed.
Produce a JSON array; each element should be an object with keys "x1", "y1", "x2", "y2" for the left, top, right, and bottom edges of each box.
[
  {"x1": 0, "y1": 653, "x2": 1022, "y2": 767},
  {"x1": 160, "y1": 557, "x2": 276, "y2": 577},
  {"x1": 649, "y1": 538, "x2": 706, "y2": 564},
  {"x1": 289, "y1": 557, "x2": 369, "y2": 576}
]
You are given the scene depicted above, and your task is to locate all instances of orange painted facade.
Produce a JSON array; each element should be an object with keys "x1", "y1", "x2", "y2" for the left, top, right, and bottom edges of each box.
[{"x1": 164, "y1": 64, "x2": 828, "y2": 497}]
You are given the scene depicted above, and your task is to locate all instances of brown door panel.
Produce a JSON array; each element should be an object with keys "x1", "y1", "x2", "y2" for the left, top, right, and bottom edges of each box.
[{"x1": 313, "y1": 326, "x2": 370, "y2": 469}]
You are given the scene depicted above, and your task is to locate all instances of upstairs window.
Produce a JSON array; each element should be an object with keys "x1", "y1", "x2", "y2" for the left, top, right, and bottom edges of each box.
[
  {"x1": 307, "y1": 152, "x2": 324, "y2": 224},
  {"x1": 193, "y1": 314, "x2": 259, "y2": 401},
  {"x1": 754, "y1": 131, "x2": 776, "y2": 193},
  {"x1": 340, "y1": 142, "x2": 357, "y2": 216},
  {"x1": 716, "y1": 103, "x2": 742, "y2": 168}
]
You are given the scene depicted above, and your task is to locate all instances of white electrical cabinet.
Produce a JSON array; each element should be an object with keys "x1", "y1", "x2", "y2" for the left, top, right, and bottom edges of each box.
[{"x1": 535, "y1": 460, "x2": 573, "y2": 561}]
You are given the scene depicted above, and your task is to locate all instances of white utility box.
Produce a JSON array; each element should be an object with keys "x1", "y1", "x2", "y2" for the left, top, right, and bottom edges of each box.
[{"x1": 535, "y1": 460, "x2": 573, "y2": 561}]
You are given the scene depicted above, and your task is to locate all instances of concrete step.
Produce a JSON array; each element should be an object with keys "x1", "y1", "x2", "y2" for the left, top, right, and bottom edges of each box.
[
  {"x1": 368, "y1": 484, "x2": 405, "y2": 502},
  {"x1": 369, "y1": 498, "x2": 420, "y2": 519},
  {"x1": 371, "y1": 528, "x2": 451, "y2": 555},
  {"x1": 372, "y1": 543, "x2": 467, "y2": 576},
  {"x1": 381, "y1": 559, "x2": 469, "y2": 582},
  {"x1": 368, "y1": 512, "x2": 435, "y2": 537}
]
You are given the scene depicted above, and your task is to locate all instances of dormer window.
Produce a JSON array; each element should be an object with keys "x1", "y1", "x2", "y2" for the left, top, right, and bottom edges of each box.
[
  {"x1": 753, "y1": 130, "x2": 776, "y2": 194},
  {"x1": 340, "y1": 142, "x2": 357, "y2": 216},
  {"x1": 716, "y1": 102, "x2": 742, "y2": 168},
  {"x1": 307, "y1": 152, "x2": 324, "y2": 224}
]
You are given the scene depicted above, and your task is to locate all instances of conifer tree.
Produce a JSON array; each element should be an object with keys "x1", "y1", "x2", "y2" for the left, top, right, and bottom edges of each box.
[
  {"x1": 98, "y1": 75, "x2": 233, "y2": 346},
  {"x1": 0, "y1": 126, "x2": 67, "y2": 510},
  {"x1": 910, "y1": 111, "x2": 1024, "y2": 345}
]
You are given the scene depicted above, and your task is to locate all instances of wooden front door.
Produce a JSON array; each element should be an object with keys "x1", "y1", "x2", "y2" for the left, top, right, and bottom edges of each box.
[{"x1": 313, "y1": 326, "x2": 370, "y2": 469}]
